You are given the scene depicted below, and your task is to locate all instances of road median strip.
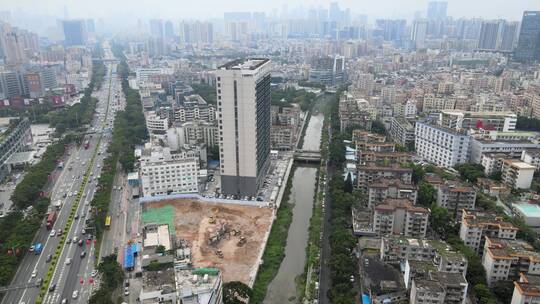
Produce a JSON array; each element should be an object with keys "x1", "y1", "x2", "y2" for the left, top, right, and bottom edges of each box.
[{"x1": 36, "y1": 65, "x2": 113, "y2": 304}]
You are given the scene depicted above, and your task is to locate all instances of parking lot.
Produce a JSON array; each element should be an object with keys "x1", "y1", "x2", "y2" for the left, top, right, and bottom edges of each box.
[{"x1": 201, "y1": 151, "x2": 292, "y2": 203}]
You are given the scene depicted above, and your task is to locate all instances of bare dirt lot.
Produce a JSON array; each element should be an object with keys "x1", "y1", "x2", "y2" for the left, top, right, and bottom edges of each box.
[{"x1": 147, "y1": 199, "x2": 274, "y2": 283}]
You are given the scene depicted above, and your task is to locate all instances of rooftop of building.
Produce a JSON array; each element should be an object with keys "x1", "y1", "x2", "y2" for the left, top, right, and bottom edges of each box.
[
  {"x1": 219, "y1": 58, "x2": 269, "y2": 70},
  {"x1": 441, "y1": 109, "x2": 517, "y2": 117},
  {"x1": 514, "y1": 281, "x2": 540, "y2": 297},
  {"x1": 461, "y1": 209, "x2": 517, "y2": 230},
  {"x1": 439, "y1": 180, "x2": 475, "y2": 193},
  {"x1": 392, "y1": 117, "x2": 415, "y2": 130},
  {"x1": 369, "y1": 178, "x2": 416, "y2": 190},
  {"x1": 176, "y1": 268, "x2": 222, "y2": 303},
  {"x1": 176, "y1": 94, "x2": 209, "y2": 107},
  {"x1": 523, "y1": 148, "x2": 540, "y2": 157},
  {"x1": 358, "y1": 163, "x2": 413, "y2": 173},
  {"x1": 375, "y1": 198, "x2": 428, "y2": 214},
  {"x1": 432, "y1": 271, "x2": 467, "y2": 286},
  {"x1": 143, "y1": 224, "x2": 172, "y2": 251},
  {"x1": 503, "y1": 159, "x2": 537, "y2": 170},
  {"x1": 413, "y1": 279, "x2": 445, "y2": 293},
  {"x1": 408, "y1": 260, "x2": 437, "y2": 273},
  {"x1": 486, "y1": 237, "x2": 540, "y2": 261},
  {"x1": 142, "y1": 268, "x2": 176, "y2": 294},
  {"x1": 417, "y1": 120, "x2": 469, "y2": 136}
]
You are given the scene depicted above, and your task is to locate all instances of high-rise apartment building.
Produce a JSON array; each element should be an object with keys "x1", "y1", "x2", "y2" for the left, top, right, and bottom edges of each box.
[
  {"x1": 411, "y1": 19, "x2": 428, "y2": 49},
  {"x1": 427, "y1": 1, "x2": 448, "y2": 20},
  {"x1": 515, "y1": 11, "x2": 540, "y2": 62},
  {"x1": 478, "y1": 21, "x2": 502, "y2": 51},
  {"x1": 215, "y1": 59, "x2": 271, "y2": 197},
  {"x1": 62, "y1": 20, "x2": 87, "y2": 46},
  {"x1": 0, "y1": 22, "x2": 37, "y2": 65},
  {"x1": 500, "y1": 21, "x2": 519, "y2": 51}
]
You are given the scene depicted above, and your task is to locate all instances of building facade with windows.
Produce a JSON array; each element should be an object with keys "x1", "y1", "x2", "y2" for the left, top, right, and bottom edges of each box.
[
  {"x1": 215, "y1": 58, "x2": 271, "y2": 197},
  {"x1": 415, "y1": 121, "x2": 471, "y2": 168},
  {"x1": 139, "y1": 146, "x2": 199, "y2": 197}
]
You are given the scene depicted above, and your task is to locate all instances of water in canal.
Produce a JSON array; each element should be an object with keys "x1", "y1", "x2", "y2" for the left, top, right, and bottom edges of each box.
[{"x1": 264, "y1": 114, "x2": 323, "y2": 303}]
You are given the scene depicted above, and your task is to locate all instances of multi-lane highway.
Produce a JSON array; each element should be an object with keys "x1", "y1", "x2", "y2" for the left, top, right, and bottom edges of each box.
[{"x1": 2, "y1": 42, "x2": 121, "y2": 304}]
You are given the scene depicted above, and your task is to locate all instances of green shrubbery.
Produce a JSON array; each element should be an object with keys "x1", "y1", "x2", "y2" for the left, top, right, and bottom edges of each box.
[{"x1": 251, "y1": 169, "x2": 295, "y2": 303}]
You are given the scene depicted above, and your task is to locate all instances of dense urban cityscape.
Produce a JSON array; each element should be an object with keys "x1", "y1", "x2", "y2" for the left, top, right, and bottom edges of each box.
[{"x1": 2, "y1": 1, "x2": 540, "y2": 304}]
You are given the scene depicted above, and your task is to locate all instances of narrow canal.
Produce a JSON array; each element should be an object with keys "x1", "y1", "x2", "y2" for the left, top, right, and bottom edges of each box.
[{"x1": 264, "y1": 114, "x2": 324, "y2": 303}]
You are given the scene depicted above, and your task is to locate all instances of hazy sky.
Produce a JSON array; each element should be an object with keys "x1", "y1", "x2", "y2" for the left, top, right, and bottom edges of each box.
[{"x1": 5, "y1": 0, "x2": 540, "y2": 21}]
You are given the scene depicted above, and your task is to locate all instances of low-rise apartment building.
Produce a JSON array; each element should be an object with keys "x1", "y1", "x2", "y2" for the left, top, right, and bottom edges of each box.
[
  {"x1": 139, "y1": 145, "x2": 199, "y2": 197},
  {"x1": 357, "y1": 164, "x2": 413, "y2": 190},
  {"x1": 482, "y1": 237, "x2": 540, "y2": 286},
  {"x1": 338, "y1": 92, "x2": 373, "y2": 132},
  {"x1": 270, "y1": 104, "x2": 301, "y2": 150},
  {"x1": 415, "y1": 121, "x2": 471, "y2": 168},
  {"x1": 501, "y1": 159, "x2": 536, "y2": 189},
  {"x1": 436, "y1": 181, "x2": 476, "y2": 220},
  {"x1": 470, "y1": 132, "x2": 540, "y2": 163},
  {"x1": 389, "y1": 117, "x2": 415, "y2": 148},
  {"x1": 175, "y1": 268, "x2": 223, "y2": 304},
  {"x1": 521, "y1": 149, "x2": 540, "y2": 171},
  {"x1": 373, "y1": 198, "x2": 429, "y2": 238},
  {"x1": 173, "y1": 94, "x2": 215, "y2": 123},
  {"x1": 357, "y1": 151, "x2": 412, "y2": 166},
  {"x1": 459, "y1": 210, "x2": 518, "y2": 255},
  {"x1": 146, "y1": 111, "x2": 169, "y2": 134},
  {"x1": 0, "y1": 117, "x2": 32, "y2": 182},
  {"x1": 439, "y1": 109, "x2": 517, "y2": 132},
  {"x1": 410, "y1": 271, "x2": 468, "y2": 304},
  {"x1": 511, "y1": 273, "x2": 540, "y2": 304},
  {"x1": 368, "y1": 178, "x2": 417, "y2": 208}
]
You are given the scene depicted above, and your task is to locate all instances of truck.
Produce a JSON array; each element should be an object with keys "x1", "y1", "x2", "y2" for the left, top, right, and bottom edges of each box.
[
  {"x1": 53, "y1": 200, "x2": 63, "y2": 210},
  {"x1": 84, "y1": 140, "x2": 90, "y2": 149},
  {"x1": 46, "y1": 211, "x2": 57, "y2": 230},
  {"x1": 34, "y1": 243, "x2": 43, "y2": 254}
]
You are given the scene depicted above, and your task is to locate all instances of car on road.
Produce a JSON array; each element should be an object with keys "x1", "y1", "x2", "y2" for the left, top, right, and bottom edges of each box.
[
  {"x1": 46, "y1": 254, "x2": 52, "y2": 262},
  {"x1": 80, "y1": 251, "x2": 86, "y2": 258},
  {"x1": 124, "y1": 287, "x2": 130, "y2": 296},
  {"x1": 49, "y1": 230, "x2": 56, "y2": 237},
  {"x1": 78, "y1": 239, "x2": 83, "y2": 246},
  {"x1": 31, "y1": 270, "x2": 37, "y2": 278},
  {"x1": 61, "y1": 299, "x2": 68, "y2": 304},
  {"x1": 29, "y1": 245, "x2": 35, "y2": 252},
  {"x1": 48, "y1": 283, "x2": 56, "y2": 292},
  {"x1": 72, "y1": 290, "x2": 79, "y2": 299},
  {"x1": 66, "y1": 238, "x2": 71, "y2": 244},
  {"x1": 74, "y1": 214, "x2": 79, "y2": 220},
  {"x1": 57, "y1": 228, "x2": 63, "y2": 236},
  {"x1": 91, "y1": 270, "x2": 98, "y2": 277},
  {"x1": 66, "y1": 258, "x2": 72, "y2": 265},
  {"x1": 37, "y1": 278, "x2": 43, "y2": 286}
]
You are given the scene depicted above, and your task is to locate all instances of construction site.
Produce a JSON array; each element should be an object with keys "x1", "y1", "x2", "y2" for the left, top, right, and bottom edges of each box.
[{"x1": 144, "y1": 198, "x2": 274, "y2": 284}]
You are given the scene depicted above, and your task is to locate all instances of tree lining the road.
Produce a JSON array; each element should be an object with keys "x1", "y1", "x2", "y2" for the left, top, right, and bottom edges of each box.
[
  {"x1": 89, "y1": 44, "x2": 148, "y2": 249},
  {"x1": 88, "y1": 254, "x2": 124, "y2": 304},
  {"x1": 0, "y1": 136, "x2": 70, "y2": 286}
]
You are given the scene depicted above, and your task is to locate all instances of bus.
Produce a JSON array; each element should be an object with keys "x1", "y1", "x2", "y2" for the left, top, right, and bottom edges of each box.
[{"x1": 105, "y1": 215, "x2": 111, "y2": 229}]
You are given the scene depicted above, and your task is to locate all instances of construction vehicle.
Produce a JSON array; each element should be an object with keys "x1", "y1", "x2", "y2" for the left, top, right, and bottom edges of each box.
[{"x1": 237, "y1": 237, "x2": 247, "y2": 247}]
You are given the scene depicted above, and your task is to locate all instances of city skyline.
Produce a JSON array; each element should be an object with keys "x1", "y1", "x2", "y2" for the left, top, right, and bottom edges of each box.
[{"x1": 3, "y1": 0, "x2": 540, "y2": 22}]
